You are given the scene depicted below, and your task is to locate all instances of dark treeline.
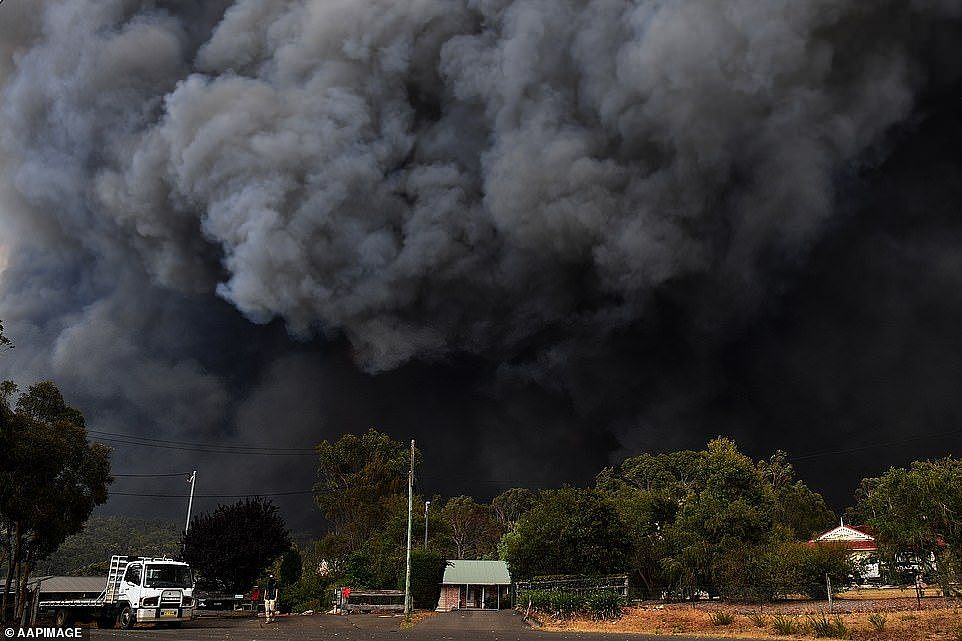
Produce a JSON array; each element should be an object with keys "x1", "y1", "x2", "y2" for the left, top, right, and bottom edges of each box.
[{"x1": 241, "y1": 429, "x2": 958, "y2": 612}]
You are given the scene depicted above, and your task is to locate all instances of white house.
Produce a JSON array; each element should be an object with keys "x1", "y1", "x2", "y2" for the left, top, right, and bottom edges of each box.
[{"x1": 811, "y1": 520, "x2": 880, "y2": 581}]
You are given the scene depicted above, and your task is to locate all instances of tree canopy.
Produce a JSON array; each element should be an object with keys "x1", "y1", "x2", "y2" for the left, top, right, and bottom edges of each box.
[
  {"x1": 594, "y1": 438, "x2": 837, "y2": 598},
  {"x1": 854, "y1": 457, "x2": 962, "y2": 585},
  {"x1": 0, "y1": 381, "x2": 111, "y2": 623},
  {"x1": 501, "y1": 486, "x2": 631, "y2": 580},
  {"x1": 314, "y1": 429, "x2": 416, "y2": 549},
  {"x1": 492, "y1": 488, "x2": 535, "y2": 527},
  {"x1": 439, "y1": 496, "x2": 500, "y2": 559},
  {"x1": 182, "y1": 497, "x2": 291, "y2": 593}
]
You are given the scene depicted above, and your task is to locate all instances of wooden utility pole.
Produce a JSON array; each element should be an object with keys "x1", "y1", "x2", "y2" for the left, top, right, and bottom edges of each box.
[{"x1": 404, "y1": 440, "x2": 414, "y2": 615}]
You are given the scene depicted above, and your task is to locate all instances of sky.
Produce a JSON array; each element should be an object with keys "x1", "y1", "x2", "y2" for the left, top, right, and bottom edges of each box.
[{"x1": 1, "y1": 0, "x2": 962, "y2": 533}]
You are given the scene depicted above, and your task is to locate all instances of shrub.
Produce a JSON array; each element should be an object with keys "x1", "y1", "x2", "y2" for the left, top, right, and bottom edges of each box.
[
  {"x1": 771, "y1": 614, "x2": 801, "y2": 635},
  {"x1": 585, "y1": 590, "x2": 622, "y2": 620},
  {"x1": 716, "y1": 539, "x2": 853, "y2": 602},
  {"x1": 807, "y1": 613, "x2": 850, "y2": 639},
  {"x1": 868, "y1": 612, "x2": 887, "y2": 631},
  {"x1": 520, "y1": 589, "x2": 551, "y2": 612},
  {"x1": 551, "y1": 591, "x2": 583, "y2": 618},
  {"x1": 409, "y1": 550, "x2": 447, "y2": 610},
  {"x1": 519, "y1": 588, "x2": 623, "y2": 620},
  {"x1": 796, "y1": 544, "x2": 855, "y2": 599},
  {"x1": 709, "y1": 611, "x2": 735, "y2": 626},
  {"x1": 748, "y1": 612, "x2": 766, "y2": 627}
]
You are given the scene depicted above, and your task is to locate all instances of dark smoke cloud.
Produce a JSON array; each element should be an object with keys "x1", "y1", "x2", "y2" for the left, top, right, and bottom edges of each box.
[{"x1": 1, "y1": 0, "x2": 962, "y2": 529}]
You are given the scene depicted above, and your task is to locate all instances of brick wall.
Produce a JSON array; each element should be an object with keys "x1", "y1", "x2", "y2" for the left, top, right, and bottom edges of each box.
[{"x1": 436, "y1": 585, "x2": 460, "y2": 611}]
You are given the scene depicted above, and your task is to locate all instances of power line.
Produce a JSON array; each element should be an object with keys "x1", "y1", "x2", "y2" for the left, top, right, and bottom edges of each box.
[
  {"x1": 90, "y1": 435, "x2": 316, "y2": 457},
  {"x1": 110, "y1": 490, "x2": 314, "y2": 499},
  {"x1": 791, "y1": 427, "x2": 962, "y2": 462},
  {"x1": 112, "y1": 472, "x2": 192, "y2": 478},
  {"x1": 88, "y1": 429, "x2": 315, "y2": 453}
]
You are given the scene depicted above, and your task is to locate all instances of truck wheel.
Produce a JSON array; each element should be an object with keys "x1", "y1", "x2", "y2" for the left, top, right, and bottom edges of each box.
[
  {"x1": 54, "y1": 608, "x2": 73, "y2": 628},
  {"x1": 119, "y1": 605, "x2": 136, "y2": 630}
]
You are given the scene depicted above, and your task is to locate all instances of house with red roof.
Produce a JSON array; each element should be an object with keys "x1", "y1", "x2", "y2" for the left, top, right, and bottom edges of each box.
[{"x1": 810, "y1": 520, "x2": 880, "y2": 581}]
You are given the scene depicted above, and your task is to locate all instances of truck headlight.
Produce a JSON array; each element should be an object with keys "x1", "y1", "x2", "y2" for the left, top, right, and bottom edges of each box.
[
  {"x1": 182, "y1": 596, "x2": 193, "y2": 606},
  {"x1": 142, "y1": 597, "x2": 159, "y2": 607}
]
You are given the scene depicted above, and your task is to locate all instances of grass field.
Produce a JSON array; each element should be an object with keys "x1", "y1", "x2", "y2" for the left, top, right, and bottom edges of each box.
[
  {"x1": 837, "y1": 587, "x2": 938, "y2": 600},
  {"x1": 536, "y1": 599, "x2": 962, "y2": 640}
]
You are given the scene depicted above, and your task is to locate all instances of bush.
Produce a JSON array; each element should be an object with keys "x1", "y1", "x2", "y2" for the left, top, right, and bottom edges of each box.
[
  {"x1": 409, "y1": 550, "x2": 447, "y2": 610},
  {"x1": 585, "y1": 590, "x2": 622, "y2": 620},
  {"x1": 518, "y1": 588, "x2": 623, "y2": 620},
  {"x1": 520, "y1": 589, "x2": 552, "y2": 612},
  {"x1": 868, "y1": 612, "x2": 887, "y2": 631},
  {"x1": 709, "y1": 611, "x2": 735, "y2": 626},
  {"x1": 807, "y1": 613, "x2": 850, "y2": 639},
  {"x1": 716, "y1": 540, "x2": 854, "y2": 602},
  {"x1": 278, "y1": 541, "x2": 335, "y2": 613},
  {"x1": 551, "y1": 591, "x2": 583, "y2": 618},
  {"x1": 796, "y1": 544, "x2": 854, "y2": 599},
  {"x1": 748, "y1": 612, "x2": 766, "y2": 627},
  {"x1": 771, "y1": 614, "x2": 801, "y2": 635}
]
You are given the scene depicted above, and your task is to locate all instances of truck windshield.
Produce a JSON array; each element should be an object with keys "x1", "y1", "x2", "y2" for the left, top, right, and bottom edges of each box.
[{"x1": 144, "y1": 565, "x2": 192, "y2": 588}]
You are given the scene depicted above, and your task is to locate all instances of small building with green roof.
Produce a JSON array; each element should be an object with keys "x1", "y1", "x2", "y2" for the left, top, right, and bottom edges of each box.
[{"x1": 436, "y1": 560, "x2": 512, "y2": 611}]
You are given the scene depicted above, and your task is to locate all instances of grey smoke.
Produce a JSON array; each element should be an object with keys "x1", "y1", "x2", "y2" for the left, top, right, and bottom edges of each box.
[{"x1": 1, "y1": 0, "x2": 962, "y2": 525}]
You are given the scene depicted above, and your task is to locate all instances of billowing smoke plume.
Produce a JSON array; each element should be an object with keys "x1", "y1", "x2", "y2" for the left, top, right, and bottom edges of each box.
[{"x1": 2, "y1": 0, "x2": 962, "y2": 526}]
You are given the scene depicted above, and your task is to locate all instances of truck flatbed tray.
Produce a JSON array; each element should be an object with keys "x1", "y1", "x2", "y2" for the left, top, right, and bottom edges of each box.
[{"x1": 38, "y1": 599, "x2": 105, "y2": 608}]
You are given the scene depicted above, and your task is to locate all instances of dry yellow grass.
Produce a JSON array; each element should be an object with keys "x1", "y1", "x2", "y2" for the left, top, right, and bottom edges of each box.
[
  {"x1": 838, "y1": 587, "x2": 942, "y2": 600},
  {"x1": 400, "y1": 610, "x2": 438, "y2": 629},
  {"x1": 537, "y1": 604, "x2": 962, "y2": 640}
]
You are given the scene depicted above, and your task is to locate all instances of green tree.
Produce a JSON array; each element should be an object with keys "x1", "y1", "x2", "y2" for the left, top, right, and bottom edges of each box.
[
  {"x1": 596, "y1": 438, "x2": 821, "y2": 599},
  {"x1": 661, "y1": 439, "x2": 776, "y2": 596},
  {"x1": 440, "y1": 496, "x2": 500, "y2": 559},
  {"x1": 759, "y1": 451, "x2": 836, "y2": 540},
  {"x1": 0, "y1": 382, "x2": 112, "y2": 623},
  {"x1": 854, "y1": 458, "x2": 962, "y2": 586},
  {"x1": 182, "y1": 498, "x2": 291, "y2": 593},
  {"x1": 774, "y1": 481, "x2": 836, "y2": 540},
  {"x1": 500, "y1": 487, "x2": 630, "y2": 580},
  {"x1": 313, "y1": 430, "x2": 416, "y2": 549},
  {"x1": 491, "y1": 488, "x2": 535, "y2": 527}
]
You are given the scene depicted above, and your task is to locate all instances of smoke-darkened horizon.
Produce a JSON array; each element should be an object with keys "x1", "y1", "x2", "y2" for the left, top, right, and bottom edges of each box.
[{"x1": 2, "y1": 0, "x2": 962, "y2": 531}]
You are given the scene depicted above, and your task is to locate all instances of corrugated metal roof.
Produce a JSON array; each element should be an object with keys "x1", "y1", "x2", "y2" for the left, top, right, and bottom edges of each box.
[
  {"x1": 36, "y1": 577, "x2": 106, "y2": 594},
  {"x1": 441, "y1": 560, "x2": 510, "y2": 585}
]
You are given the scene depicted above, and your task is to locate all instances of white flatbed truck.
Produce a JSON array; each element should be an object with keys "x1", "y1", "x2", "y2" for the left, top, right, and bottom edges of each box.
[{"x1": 38, "y1": 555, "x2": 195, "y2": 629}]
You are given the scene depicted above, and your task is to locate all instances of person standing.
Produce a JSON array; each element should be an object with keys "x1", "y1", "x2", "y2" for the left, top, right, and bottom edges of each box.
[{"x1": 264, "y1": 574, "x2": 278, "y2": 623}]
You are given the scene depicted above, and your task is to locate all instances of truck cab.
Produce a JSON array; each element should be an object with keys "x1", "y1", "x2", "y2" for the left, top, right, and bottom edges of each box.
[{"x1": 116, "y1": 558, "x2": 195, "y2": 628}]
